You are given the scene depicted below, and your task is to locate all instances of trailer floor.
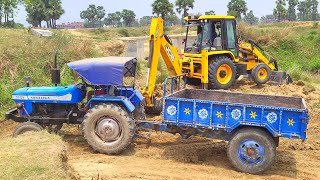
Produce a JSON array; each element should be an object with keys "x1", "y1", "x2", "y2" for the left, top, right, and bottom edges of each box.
[{"x1": 1, "y1": 81, "x2": 320, "y2": 180}]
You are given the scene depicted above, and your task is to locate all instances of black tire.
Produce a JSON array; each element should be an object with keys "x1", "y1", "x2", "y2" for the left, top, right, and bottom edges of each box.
[
  {"x1": 252, "y1": 63, "x2": 271, "y2": 85},
  {"x1": 227, "y1": 127, "x2": 276, "y2": 174},
  {"x1": 13, "y1": 122, "x2": 43, "y2": 138},
  {"x1": 209, "y1": 56, "x2": 236, "y2": 89},
  {"x1": 186, "y1": 77, "x2": 201, "y2": 86},
  {"x1": 82, "y1": 103, "x2": 135, "y2": 155}
]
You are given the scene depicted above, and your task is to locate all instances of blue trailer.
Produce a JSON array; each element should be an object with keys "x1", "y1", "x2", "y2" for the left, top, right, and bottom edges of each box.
[
  {"x1": 5, "y1": 56, "x2": 309, "y2": 174},
  {"x1": 138, "y1": 75, "x2": 309, "y2": 174}
]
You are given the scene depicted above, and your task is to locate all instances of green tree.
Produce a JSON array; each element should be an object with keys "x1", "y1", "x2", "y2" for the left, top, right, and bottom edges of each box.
[
  {"x1": 139, "y1": 16, "x2": 152, "y2": 26},
  {"x1": 0, "y1": 0, "x2": 3, "y2": 26},
  {"x1": 260, "y1": 16, "x2": 266, "y2": 23},
  {"x1": 25, "y1": 0, "x2": 46, "y2": 27},
  {"x1": 205, "y1": 10, "x2": 216, "y2": 15},
  {"x1": 165, "y1": 12, "x2": 180, "y2": 26},
  {"x1": 104, "y1": 11, "x2": 122, "y2": 27},
  {"x1": 298, "y1": 1, "x2": 310, "y2": 20},
  {"x1": 47, "y1": 0, "x2": 64, "y2": 28},
  {"x1": 96, "y1": 6, "x2": 106, "y2": 27},
  {"x1": 1, "y1": 0, "x2": 20, "y2": 25},
  {"x1": 114, "y1": 11, "x2": 122, "y2": 27},
  {"x1": 243, "y1": 10, "x2": 259, "y2": 25},
  {"x1": 175, "y1": 0, "x2": 194, "y2": 19},
  {"x1": 310, "y1": 0, "x2": 319, "y2": 21},
  {"x1": 80, "y1": 4, "x2": 106, "y2": 28},
  {"x1": 227, "y1": 0, "x2": 248, "y2": 20},
  {"x1": 152, "y1": 0, "x2": 174, "y2": 20},
  {"x1": 25, "y1": 0, "x2": 64, "y2": 28},
  {"x1": 86, "y1": 4, "x2": 97, "y2": 25},
  {"x1": 121, "y1": 9, "x2": 135, "y2": 27},
  {"x1": 273, "y1": 0, "x2": 287, "y2": 22},
  {"x1": 288, "y1": 0, "x2": 299, "y2": 21}
]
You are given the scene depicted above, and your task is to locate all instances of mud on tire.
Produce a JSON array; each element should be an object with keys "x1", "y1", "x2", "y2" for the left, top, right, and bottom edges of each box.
[
  {"x1": 227, "y1": 127, "x2": 276, "y2": 174},
  {"x1": 82, "y1": 103, "x2": 135, "y2": 155}
]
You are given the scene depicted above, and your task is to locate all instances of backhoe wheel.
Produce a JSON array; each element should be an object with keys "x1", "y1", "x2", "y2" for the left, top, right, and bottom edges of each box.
[
  {"x1": 252, "y1": 63, "x2": 271, "y2": 85},
  {"x1": 209, "y1": 56, "x2": 236, "y2": 89},
  {"x1": 82, "y1": 103, "x2": 135, "y2": 155},
  {"x1": 13, "y1": 122, "x2": 43, "y2": 138},
  {"x1": 227, "y1": 128, "x2": 276, "y2": 174}
]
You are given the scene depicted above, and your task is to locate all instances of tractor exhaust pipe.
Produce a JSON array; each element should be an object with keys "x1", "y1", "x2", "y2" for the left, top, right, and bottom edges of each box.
[{"x1": 51, "y1": 50, "x2": 61, "y2": 86}]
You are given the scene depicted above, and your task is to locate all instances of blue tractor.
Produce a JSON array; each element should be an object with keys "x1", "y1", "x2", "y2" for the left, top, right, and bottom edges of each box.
[{"x1": 6, "y1": 55, "x2": 144, "y2": 154}]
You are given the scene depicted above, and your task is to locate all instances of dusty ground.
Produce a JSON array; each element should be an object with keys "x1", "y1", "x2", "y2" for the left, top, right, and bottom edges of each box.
[{"x1": 1, "y1": 80, "x2": 320, "y2": 180}]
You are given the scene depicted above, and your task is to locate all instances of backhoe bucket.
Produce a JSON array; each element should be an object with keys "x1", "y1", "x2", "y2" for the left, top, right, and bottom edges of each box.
[
  {"x1": 145, "y1": 98, "x2": 163, "y2": 115},
  {"x1": 270, "y1": 71, "x2": 293, "y2": 85}
]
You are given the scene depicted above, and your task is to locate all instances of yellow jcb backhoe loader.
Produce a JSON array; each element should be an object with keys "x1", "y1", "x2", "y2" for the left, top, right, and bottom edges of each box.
[{"x1": 141, "y1": 16, "x2": 292, "y2": 113}]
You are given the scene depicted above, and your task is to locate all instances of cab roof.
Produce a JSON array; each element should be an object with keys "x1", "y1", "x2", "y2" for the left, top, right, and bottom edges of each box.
[
  {"x1": 184, "y1": 15, "x2": 235, "y2": 21},
  {"x1": 67, "y1": 57, "x2": 137, "y2": 86}
]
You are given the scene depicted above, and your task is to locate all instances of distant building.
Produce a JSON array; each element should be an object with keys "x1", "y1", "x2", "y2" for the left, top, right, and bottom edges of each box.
[{"x1": 56, "y1": 22, "x2": 84, "y2": 29}]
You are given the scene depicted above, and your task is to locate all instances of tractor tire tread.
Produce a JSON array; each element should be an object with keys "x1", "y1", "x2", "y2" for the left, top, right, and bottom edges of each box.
[
  {"x1": 82, "y1": 103, "x2": 135, "y2": 155},
  {"x1": 208, "y1": 56, "x2": 236, "y2": 89}
]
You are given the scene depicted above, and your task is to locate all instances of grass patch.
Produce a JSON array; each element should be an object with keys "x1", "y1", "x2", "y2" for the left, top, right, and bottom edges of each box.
[
  {"x1": 0, "y1": 131, "x2": 69, "y2": 179},
  {"x1": 0, "y1": 29, "x2": 103, "y2": 116}
]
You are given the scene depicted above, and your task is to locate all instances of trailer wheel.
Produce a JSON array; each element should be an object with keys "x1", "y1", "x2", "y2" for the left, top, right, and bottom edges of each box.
[
  {"x1": 252, "y1": 63, "x2": 271, "y2": 85},
  {"x1": 82, "y1": 103, "x2": 135, "y2": 154},
  {"x1": 227, "y1": 128, "x2": 276, "y2": 174},
  {"x1": 209, "y1": 56, "x2": 236, "y2": 89},
  {"x1": 13, "y1": 122, "x2": 43, "y2": 137}
]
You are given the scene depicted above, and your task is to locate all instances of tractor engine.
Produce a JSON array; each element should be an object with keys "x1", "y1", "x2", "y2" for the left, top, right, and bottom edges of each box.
[{"x1": 31, "y1": 103, "x2": 76, "y2": 118}]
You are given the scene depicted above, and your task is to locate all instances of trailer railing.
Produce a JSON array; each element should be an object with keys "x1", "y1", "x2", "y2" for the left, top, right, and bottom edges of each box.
[{"x1": 163, "y1": 74, "x2": 187, "y2": 97}]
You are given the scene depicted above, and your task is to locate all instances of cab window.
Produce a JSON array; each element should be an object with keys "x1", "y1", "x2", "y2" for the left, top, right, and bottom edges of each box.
[{"x1": 226, "y1": 20, "x2": 236, "y2": 49}]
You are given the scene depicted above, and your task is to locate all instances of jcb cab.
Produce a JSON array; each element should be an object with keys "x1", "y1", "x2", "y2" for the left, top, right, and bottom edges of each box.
[{"x1": 182, "y1": 15, "x2": 289, "y2": 89}]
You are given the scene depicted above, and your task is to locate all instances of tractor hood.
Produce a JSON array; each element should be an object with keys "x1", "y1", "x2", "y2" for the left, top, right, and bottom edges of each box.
[{"x1": 67, "y1": 57, "x2": 137, "y2": 86}]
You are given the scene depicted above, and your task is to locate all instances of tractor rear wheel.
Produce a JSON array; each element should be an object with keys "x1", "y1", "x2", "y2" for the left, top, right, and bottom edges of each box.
[
  {"x1": 252, "y1": 63, "x2": 271, "y2": 85},
  {"x1": 13, "y1": 122, "x2": 43, "y2": 137},
  {"x1": 209, "y1": 56, "x2": 236, "y2": 89},
  {"x1": 227, "y1": 127, "x2": 276, "y2": 174},
  {"x1": 82, "y1": 103, "x2": 135, "y2": 155}
]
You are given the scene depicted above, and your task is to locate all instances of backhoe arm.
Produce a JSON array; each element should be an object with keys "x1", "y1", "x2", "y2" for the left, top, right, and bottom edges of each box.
[{"x1": 141, "y1": 17, "x2": 182, "y2": 113}]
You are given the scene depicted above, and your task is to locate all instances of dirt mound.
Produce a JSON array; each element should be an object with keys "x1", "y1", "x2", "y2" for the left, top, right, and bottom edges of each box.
[{"x1": 0, "y1": 129, "x2": 71, "y2": 179}]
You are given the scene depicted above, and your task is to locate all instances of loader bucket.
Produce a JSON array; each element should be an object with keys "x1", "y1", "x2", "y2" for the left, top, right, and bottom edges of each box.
[{"x1": 270, "y1": 71, "x2": 293, "y2": 85}]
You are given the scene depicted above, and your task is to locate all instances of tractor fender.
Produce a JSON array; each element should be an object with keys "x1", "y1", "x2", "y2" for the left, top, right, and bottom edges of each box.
[{"x1": 86, "y1": 97, "x2": 136, "y2": 112}]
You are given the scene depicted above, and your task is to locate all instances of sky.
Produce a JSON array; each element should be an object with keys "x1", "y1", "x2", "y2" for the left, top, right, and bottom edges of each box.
[{"x1": 14, "y1": 0, "x2": 279, "y2": 26}]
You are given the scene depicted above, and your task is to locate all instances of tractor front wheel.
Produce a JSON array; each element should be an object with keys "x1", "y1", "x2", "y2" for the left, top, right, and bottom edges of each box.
[
  {"x1": 209, "y1": 56, "x2": 236, "y2": 89},
  {"x1": 13, "y1": 122, "x2": 43, "y2": 137},
  {"x1": 252, "y1": 63, "x2": 271, "y2": 85},
  {"x1": 82, "y1": 103, "x2": 135, "y2": 154}
]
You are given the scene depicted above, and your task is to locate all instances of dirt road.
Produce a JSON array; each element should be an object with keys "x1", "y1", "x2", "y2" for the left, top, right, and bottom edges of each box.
[{"x1": 1, "y1": 80, "x2": 320, "y2": 180}]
